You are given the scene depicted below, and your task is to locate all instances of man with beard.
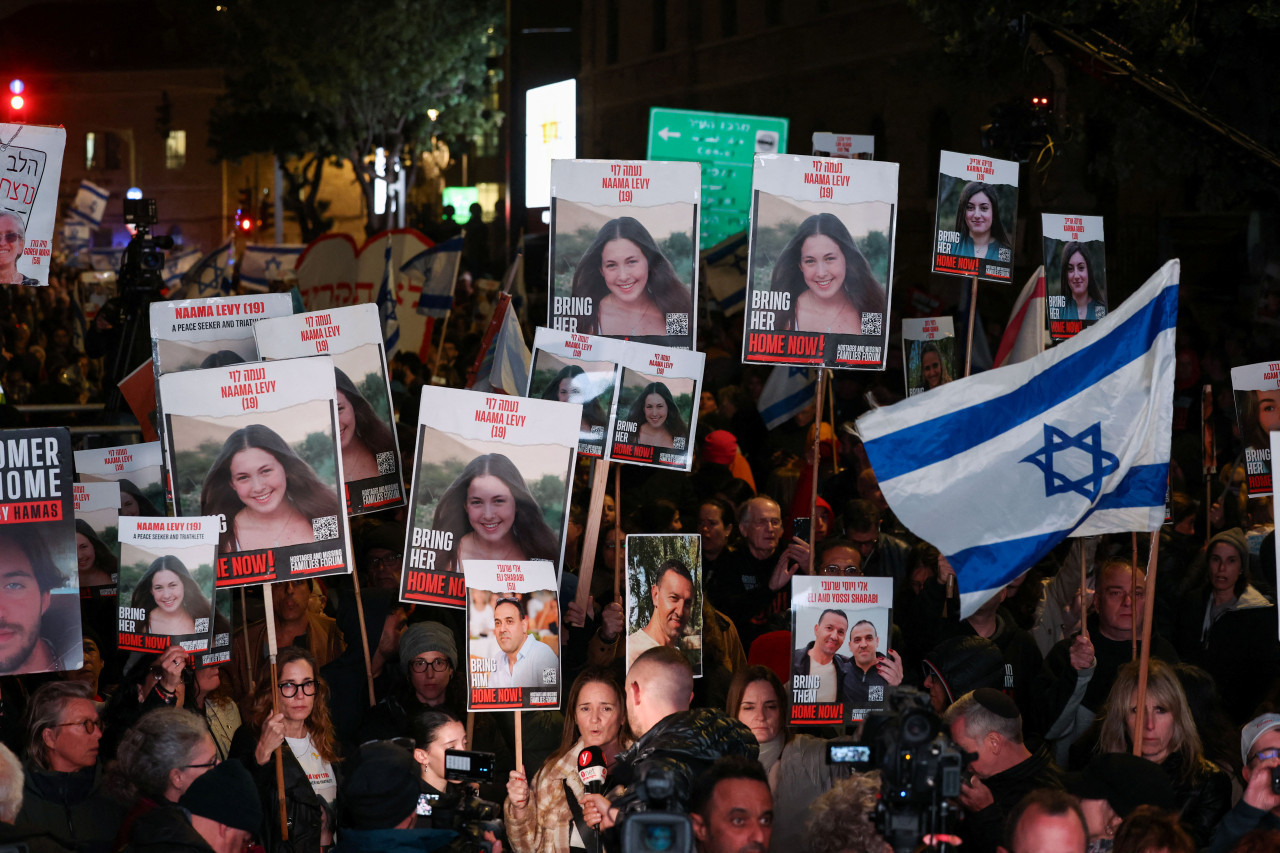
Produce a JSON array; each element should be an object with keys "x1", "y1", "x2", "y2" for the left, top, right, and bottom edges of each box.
[
  {"x1": 0, "y1": 527, "x2": 78, "y2": 675},
  {"x1": 790, "y1": 610, "x2": 851, "y2": 704},
  {"x1": 627, "y1": 559, "x2": 696, "y2": 670},
  {"x1": 487, "y1": 596, "x2": 558, "y2": 690}
]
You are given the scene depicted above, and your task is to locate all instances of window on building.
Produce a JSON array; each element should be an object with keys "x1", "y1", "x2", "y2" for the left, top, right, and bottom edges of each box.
[
  {"x1": 85, "y1": 132, "x2": 96, "y2": 170},
  {"x1": 165, "y1": 130, "x2": 187, "y2": 169}
]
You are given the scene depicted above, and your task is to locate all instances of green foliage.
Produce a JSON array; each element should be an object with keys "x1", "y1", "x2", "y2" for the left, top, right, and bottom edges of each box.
[
  {"x1": 357, "y1": 371, "x2": 390, "y2": 420},
  {"x1": 625, "y1": 535, "x2": 702, "y2": 633}
]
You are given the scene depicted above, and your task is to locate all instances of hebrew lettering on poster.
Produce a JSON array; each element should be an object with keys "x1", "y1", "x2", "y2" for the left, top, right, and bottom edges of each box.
[{"x1": 0, "y1": 145, "x2": 45, "y2": 225}]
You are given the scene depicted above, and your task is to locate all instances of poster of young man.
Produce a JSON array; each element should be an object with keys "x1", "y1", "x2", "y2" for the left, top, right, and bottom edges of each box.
[
  {"x1": 609, "y1": 343, "x2": 705, "y2": 471},
  {"x1": 547, "y1": 159, "x2": 700, "y2": 350},
  {"x1": 74, "y1": 441, "x2": 165, "y2": 517},
  {"x1": 742, "y1": 154, "x2": 898, "y2": 369},
  {"x1": 1232, "y1": 361, "x2": 1280, "y2": 497},
  {"x1": 73, "y1": 481, "x2": 120, "y2": 598},
  {"x1": 0, "y1": 427, "x2": 82, "y2": 674},
  {"x1": 0, "y1": 124, "x2": 66, "y2": 287},
  {"x1": 624, "y1": 534, "x2": 702, "y2": 677},
  {"x1": 116, "y1": 515, "x2": 221, "y2": 657},
  {"x1": 158, "y1": 356, "x2": 353, "y2": 587},
  {"x1": 932, "y1": 151, "x2": 1019, "y2": 282},
  {"x1": 1043, "y1": 214, "x2": 1106, "y2": 340},
  {"x1": 528, "y1": 327, "x2": 625, "y2": 460},
  {"x1": 464, "y1": 559, "x2": 561, "y2": 710},
  {"x1": 811, "y1": 132, "x2": 874, "y2": 160},
  {"x1": 789, "y1": 575, "x2": 893, "y2": 725},
  {"x1": 254, "y1": 304, "x2": 406, "y2": 515},
  {"x1": 402, "y1": 386, "x2": 580, "y2": 609},
  {"x1": 902, "y1": 317, "x2": 956, "y2": 397}
]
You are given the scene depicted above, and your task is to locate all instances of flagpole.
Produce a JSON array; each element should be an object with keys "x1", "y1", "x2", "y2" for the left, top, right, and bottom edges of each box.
[
  {"x1": 613, "y1": 465, "x2": 623, "y2": 602},
  {"x1": 1079, "y1": 545, "x2": 1089, "y2": 641},
  {"x1": 808, "y1": 367, "x2": 825, "y2": 576},
  {"x1": 573, "y1": 460, "x2": 611, "y2": 626},
  {"x1": 826, "y1": 370, "x2": 839, "y2": 475},
  {"x1": 1130, "y1": 537, "x2": 1160, "y2": 756},
  {"x1": 1131, "y1": 532, "x2": 1139, "y2": 660},
  {"x1": 964, "y1": 275, "x2": 979, "y2": 377}
]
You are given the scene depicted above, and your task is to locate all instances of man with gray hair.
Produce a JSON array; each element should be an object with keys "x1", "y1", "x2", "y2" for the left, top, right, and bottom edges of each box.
[
  {"x1": 943, "y1": 688, "x2": 1062, "y2": 853},
  {"x1": 0, "y1": 741, "x2": 71, "y2": 852}
]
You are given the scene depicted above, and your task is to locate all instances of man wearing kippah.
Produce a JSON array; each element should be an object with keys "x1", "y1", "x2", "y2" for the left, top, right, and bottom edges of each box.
[
  {"x1": 943, "y1": 688, "x2": 1063, "y2": 853},
  {"x1": 1208, "y1": 712, "x2": 1280, "y2": 853}
]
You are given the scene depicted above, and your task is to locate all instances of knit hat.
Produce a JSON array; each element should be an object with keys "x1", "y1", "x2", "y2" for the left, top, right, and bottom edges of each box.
[
  {"x1": 1207, "y1": 527, "x2": 1248, "y2": 563},
  {"x1": 400, "y1": 621, "x2": 458, "y2": 675},
  {"x1": 179, "y1": 759, "x2": 262, "y2": 834},
  {"x1": 342, "y1": 741, "x2": 422, "y2": 830},
  {"x1": 703, "y1": 430, "x2": 738, "y2": 466},
  {"x1": 1063, "y1": 753, "x2": 1176, "y2": 818}
]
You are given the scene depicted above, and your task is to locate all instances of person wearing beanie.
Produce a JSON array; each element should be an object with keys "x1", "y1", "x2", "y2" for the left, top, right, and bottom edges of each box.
[
  {"x1": 1063, "y1": 753, "x2": 1176, "y2": 853},
  {"x1": 123, "y1": 759, "x2": 261, "y2": 853},
  {"x1": 1171, "y1": 526, "x2": 1280, "y2": 723},
  {"x1": 357, "y1": 622, "x2": 462, "y2": 743},
  {"x1": 333, "y1": 742, "x2": 455, "y2": 852}
]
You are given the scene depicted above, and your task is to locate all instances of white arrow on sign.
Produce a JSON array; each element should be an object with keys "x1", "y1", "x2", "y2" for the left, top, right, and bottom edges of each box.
[{"x1": 658, "y1": 127, "x2": 682, "y2": 141}]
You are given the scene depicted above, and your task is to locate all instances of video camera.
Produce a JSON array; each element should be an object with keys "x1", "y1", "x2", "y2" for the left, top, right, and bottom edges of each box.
[
  {"x1": 827, "y1": 687, "x2": 967, "y2": 853},
  {"x1": 441, "y1": 749, "x2": 504, "y2": 853},
  {"x1": 118, "y1": 197, "x2": 172, "y2": 299},
  {"x1": 620, "y1": 766, "x2": 695, "y2": 853}
]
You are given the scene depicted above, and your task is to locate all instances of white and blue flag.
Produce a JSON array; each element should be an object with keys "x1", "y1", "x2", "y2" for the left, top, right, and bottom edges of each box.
[
  {"x1": 375, "y1": 238, "x2": 400, "y2": 357},
  {"x1": 239, "y1": 244, "x2": 305, "y2": 291},
  {"x1": 758, "y1": 366, "x2": 816, "y2": 430},
  {"x1": 401, "y1": 236, "x2": 463, "y2": 317},
  {"x1": 857, "y1": 260, "x2": 1179, "y2": 618}
]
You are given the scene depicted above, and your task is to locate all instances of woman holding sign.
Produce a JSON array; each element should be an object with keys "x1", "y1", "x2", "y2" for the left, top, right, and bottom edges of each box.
[
  {"x1": 953, "y1": 183, "x2": 1012, "y2": 261},
  {"x1": 335, "y1": 368, "x2": 398, "y2": 482},
  {"x1": 570, "y1": 217, "x2": 692, "y2": 339},
  {"x1": 131, "y1": 555, "x2": 213, "y2": 637},
  {"x1": 201, "y1": 424, "x2": 339, "y2": 553},
  {"x1": 1058, "y1": 242, "x2": 1105, "y2": 321},
  {"x1": 771, "y1": 213, "x2": 887, "y2": 336},
  {"x1": 432, "y1": 453, "x2": 559, "y2": 570},
  {"x1": 625, "y1": 381, "x2": 688, "y2": 449}
]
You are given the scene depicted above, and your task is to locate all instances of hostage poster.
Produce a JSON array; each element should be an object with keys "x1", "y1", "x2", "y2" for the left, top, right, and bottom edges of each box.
[
  {"x1": 255, "y1": 304, "x2": 406, "y2": 515},
  {"x1": 528, "y1": 327, "x2": 625, "y2": 460},
  {"x1": 158, "y1": 356, "x2": 354, "y2": 586},
  {"x1": 1232, "y1": 361, "x2": 1280, "y2": 497},
  {"x1": 789, "y1": 575, "x2": 893, "y2": 725},
  {"x1": 116, "y1": 515, "x2": 221, "y2": 657},
  {"x1": 548, "y1": 159, "x2": 700, "y2": 350},
  {"x1": 401, "y1": 386, "x2": 580, "y2": 609},
  {"x1": 73, "y1": 481, "x2": 119, "y2": 598},
  {"x1": 742, "y1": 153, "x2": 897, "y2": 369},
  {"x1": 1043, "y1": 213, "x2": 1106, "y2": 340},
  {"x1": 932, "y1": 150, "x2": 1019, "y2": 282},
  {"x1": 74, "y1": 441, "x2": 165, "y2": 517},
  {"x1": 0, "y1": 123, "x2": 65, "y2": 287},
  {"x1": 902, "y1": 317, "x2": 956, "y2": 397},
  {"x1": 464, "y1": 559, "x2": 561, "y2": 711},
  {"x1": 624, "y1": 534, "x2": 702, "y2": 677},
  {"x1": 609, "y1": 342, "x2": 705, "y2": 471}
]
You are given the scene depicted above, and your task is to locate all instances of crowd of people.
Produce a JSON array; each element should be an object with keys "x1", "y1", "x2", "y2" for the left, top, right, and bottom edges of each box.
[{"x1": 0, "y1": 245, "x2": 1277, "y2": 853}]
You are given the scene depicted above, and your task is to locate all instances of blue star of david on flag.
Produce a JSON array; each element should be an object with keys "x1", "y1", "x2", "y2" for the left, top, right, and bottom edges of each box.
[{"x1": 1021, "y1": 422, "x2": 1120, "y2": 501}]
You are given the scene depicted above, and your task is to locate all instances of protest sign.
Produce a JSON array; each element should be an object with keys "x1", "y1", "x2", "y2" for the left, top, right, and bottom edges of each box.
[
  {"x1": 402, "y1": 386, "x2": 579, "y2": 609},
  {"x1": 742, "y1": 154, "x2": 897, "y2": 369},
  {"x1": 789, "y1": 575, "x2": 893, "y2": 725},
  {"x1": 0, "y1": 124, "x2": 65, "y2": 286},
  {"x1": 73, "y1": 481, "x2": 119, "y2": 598},
  {"x1": 624, "y1": 534, "x2": 702, "y2": 676},
  {"x1": 74, "y1": 441, "x2": 165, "y2": 517},
  {"x1": 0, "y1": 428, "x2": 82, "y2": 674},
  {"x1": 811, "y1": 132, "x2": 874, "y2": 160},
  {"x1": 610, "y1": 343, "x2": 704, "y2": 471},
  {"x1": 255, "y1": 304, "x2": 406, "y2": 515},
  {"x1": 528, "y1": 327, "x2": 625, "y2": 459},
  {"x1": 1043, "y1": 214, "x2": 1106, "y2": 340},
  {"x1": 116, "y1": 515, "x2": 221, "y2": 657},
  {"x1": 150, "y1": 294, "x2": 293, "y2": 376},
  {"x1": 548, "y1": 159, "x2": 700, "y2": 350},
  {"x1": 902, "y1": 317, "x2": 957, "y2": 397},
  {"x1": 158, "y1": 356, "x2": 353, "y2": 587},
  {"x1": 464, "y1": 559, "x2": 561, "y2": 710},
  {"x1": 1232, "y1": 361, "x2": 1280, "y2": 497},
  {"x1": 932, "y1": 151, "x2": 1019, "y2": 282}
]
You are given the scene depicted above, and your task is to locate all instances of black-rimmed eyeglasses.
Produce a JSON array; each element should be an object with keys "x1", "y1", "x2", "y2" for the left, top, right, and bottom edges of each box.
[
  {"x1": 52, "y1": 718, "x2": 99, "y2": 735},
  {"x1": 278, "y1": 679, "x2": 318, "y2": 697},
  {"x1": 409, "y1": 657, "x2": 451, "y2": 673},
  {"x1": 183, "y1": 757, "x2": 221, "y2": 770}
]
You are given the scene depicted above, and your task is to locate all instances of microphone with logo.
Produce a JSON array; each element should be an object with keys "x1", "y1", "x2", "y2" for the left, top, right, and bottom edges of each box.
[{"x1": 575, "y1": 746, "x2": 607, "y2": 853}]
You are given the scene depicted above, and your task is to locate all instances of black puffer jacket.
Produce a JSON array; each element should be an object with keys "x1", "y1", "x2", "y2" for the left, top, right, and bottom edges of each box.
[
  {"x1": 609, "y1": 708, "x2": 757, "y2": 816},
  {"x1": 1161, "y1": 752, "x2": 1232, "y2": 851}
]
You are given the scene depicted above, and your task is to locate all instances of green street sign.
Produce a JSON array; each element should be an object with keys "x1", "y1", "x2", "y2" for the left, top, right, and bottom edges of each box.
[{"x1": 647, "y1": 107, "x2": 789, "y2": 248}]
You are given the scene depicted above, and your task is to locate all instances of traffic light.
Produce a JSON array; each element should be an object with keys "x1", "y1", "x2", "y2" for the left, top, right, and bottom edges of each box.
[
  {"x1": 8, "y1": 79, "x2": 25, "y2": 115},
  {"x1": 236, "y1": 187, "x2": 254, "y2": 233},
  {"x1": 259, "y1": 189, "x2": 274, "y2": 235}
]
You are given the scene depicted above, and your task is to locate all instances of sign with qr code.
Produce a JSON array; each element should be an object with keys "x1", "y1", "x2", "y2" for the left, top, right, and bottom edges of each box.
[
  {"x1": 547, "y1": 159, "x2": 701, "y2": 351},
  {"x1": 463, "y1": 560, "x2": 561, "y2": 711},
  {"x1": 789, "y1": 575, "x2": 894, "y2": 725},
  {"x1": 1041, "y1": 213, "x2": 1107, "y2": 342},
  {"x1": 901, "y1": 317, "x2": 957, "y2": 398},
  {"x1": 157, "y1": 356, "x2": 355, "y2": 588},
  {"x1": 741, "y1": 154, "x2": 897, "y2": 370},
  {"x1": 609, "y1": 341, "x2": 705, "y2": 472},
  {"x1": 255, "y1": 304, "x2": 407, "y2": 515},
  {"x1": 117, "y1": 515, "x2": 222, "y2": 657},
  {"x1": 931, "y1": 150, "x2": 1020, "y2": 283}
]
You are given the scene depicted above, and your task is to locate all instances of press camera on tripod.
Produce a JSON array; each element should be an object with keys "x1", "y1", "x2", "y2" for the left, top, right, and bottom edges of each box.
[{"x1": 118, "y1": 197, "x2": 172, "y2": 299}]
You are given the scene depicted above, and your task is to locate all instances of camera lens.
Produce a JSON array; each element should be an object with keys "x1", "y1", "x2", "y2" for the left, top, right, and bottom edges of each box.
[{"x1": 642, "y1": 825, "x2": 675, "y2": 852}]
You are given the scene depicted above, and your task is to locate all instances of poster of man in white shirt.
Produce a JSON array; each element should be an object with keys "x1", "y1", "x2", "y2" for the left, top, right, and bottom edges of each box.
[
  {"x1": 625, "y1": 534, "x2": 702, "y2": 677},
  {"x1": 465, "y1": 559, "x2": 561, "y2": 710}
]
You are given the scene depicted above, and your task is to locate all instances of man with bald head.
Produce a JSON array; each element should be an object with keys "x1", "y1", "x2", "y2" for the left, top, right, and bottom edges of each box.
[{"x1": 578, "y1": 646, "x2": 757, "y2": 831}]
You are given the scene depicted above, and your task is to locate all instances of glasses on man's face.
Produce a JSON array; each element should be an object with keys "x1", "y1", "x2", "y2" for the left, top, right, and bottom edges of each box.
[
  {"x1": 1249, "y1": 747, "x2": 1280, "y2": 764},
  {"x1": 818, "y1": 563, "x2": 861, "y2": 577},
  {"x1": 183, "y1": 756, "x2": 221, "y2": 770},
  {"x1": 278, "y1": 679, "x2": 318, "y2": 697},
  {"x1": 409, "y1": 657, "x2": 451, "y2": 673},
  {"x1": 53, "y1": 718, "x2": 99, "y2": 735},
  {"x1": 0, "y1": 232, "x2": 20, "y2": 244},
  {"x1": 368, "y1": 553, "x2": 403, "y2": 570}
]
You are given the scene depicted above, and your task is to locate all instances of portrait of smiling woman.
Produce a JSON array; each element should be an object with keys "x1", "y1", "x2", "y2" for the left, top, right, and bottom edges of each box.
[
  {"x1": 769, "y1": 212, "x2": 887, "y2": 336},
  {"x1": 0, "y1": 212, "x2": 38, "y2": 286},
  {"x1": 953, "y1": 181, "x2": 1013, "y2": 262},
  {"x1": 130, "y1": 555, "x2": 214, "y2": 637},
  {"x1": 1055, "y1": 240, "x2": 1106, "y2": 322}
]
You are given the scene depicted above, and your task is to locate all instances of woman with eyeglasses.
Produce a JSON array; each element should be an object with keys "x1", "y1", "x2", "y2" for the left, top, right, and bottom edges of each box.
[
  {"x1": 0, "y1": 213, "x2": 38, "y2": 286},
  {"x1": 229, "y1": 646, "x2": 342, "y2": 852},
  {"x1": 358, "y1": 622, "x2": 464, "y2": 743}
]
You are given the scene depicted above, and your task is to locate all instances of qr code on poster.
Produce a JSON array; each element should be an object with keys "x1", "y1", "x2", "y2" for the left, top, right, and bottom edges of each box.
[
  {"x1": 861, "y1": 312, "x2": 883, "y2": 336},
  {"x1": 673, "y1": 437, "x2": 686, "y2": 450},
  {"x1": 868, "y1": 685, "x2": 884, "y2": 702},
  {"x1": 376, "y1": 451, "x2": 396, "y2": 475},
  {"x1": 541, "y1": 667, "x2": 557, "y2": 685},
  {"x1": 666, "y1": 313, "x2": 689, "y2": 337},
  {"x1": 312, "y1": 515, "x2": 339, "y2": 541}
]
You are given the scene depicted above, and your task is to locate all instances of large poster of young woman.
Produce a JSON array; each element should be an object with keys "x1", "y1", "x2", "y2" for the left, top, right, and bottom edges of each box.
[
  {"x1": 742, "y1": 154, "x2": 898, "y2": 370},
  {"x1": 932, "y1": 151, "x2": 1019, "y2": 282},
  {"x1": 464, "y1": 559, "x2": 561, "y2": 711},
  {"x1": 528, "y1": 327, "x2": 626, "y2": 460},
  {"x1": 1232, "y1": 361, "x2": 1280, "y2": 497},
  {"x1": 401, "y1": 386, "x2": 580, "y2": 609},
  {"x1": 254, "y1": 304, "x2": 406, "y2": 515},
  {"x1": 117, "y1": 516, "x2": 220, "y2": 657},
  {"x1": 1043, "y1": 214, "x2": 1106, "y2": 341},
  {"x1": 548, "y1": 159, "x2": 700, "y2": 350},
  {"x1": 74, "y1": 441, "x2": 165, "y2": 518},
  {"x1": 158, "y1": 356, "x2": 353, "y2": 587}
]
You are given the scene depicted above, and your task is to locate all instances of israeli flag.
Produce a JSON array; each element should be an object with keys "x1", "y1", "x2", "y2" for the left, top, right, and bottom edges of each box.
[
  {"x1": 758, "y1": 366, "x2": 816, "y2": 430},
  {"x1": 401, "y1": 236, "x2": 463, "y2": 317},
  {"x1": 239, "y1": 244, "x2": 305, "y2": 291},
  {"x1": 857, "y1": 260, "x2": 1178, "y2": 618},
  {"x1": 375, "y1": 239, "x2": 400, "y2": 356}
]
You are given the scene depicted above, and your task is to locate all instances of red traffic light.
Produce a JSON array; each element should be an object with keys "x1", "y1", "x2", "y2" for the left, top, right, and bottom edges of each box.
[{"x1": 238, "y1": 216, "x2": 254, "y2": 233}]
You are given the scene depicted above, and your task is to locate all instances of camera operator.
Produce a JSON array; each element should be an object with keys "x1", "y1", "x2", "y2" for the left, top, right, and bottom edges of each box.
[
  {"x1": 337, "y1": 740, "x2": 456, "y2": 852},
  {"x1": 689, "y1": 756, "x2": 773, "y2": 853},
  {"x1": 410, "y1": 710, "x2": 503, "y2": 852},
  {"x1": 806, "y1": 774, "x2": 888, "y2": 853},
  {"x1": 578, "y1": 647, "x2": 756, "y2": 834},
  {"x1": 1207, "y1": 713, "x2": 1280, "y2": 853}
]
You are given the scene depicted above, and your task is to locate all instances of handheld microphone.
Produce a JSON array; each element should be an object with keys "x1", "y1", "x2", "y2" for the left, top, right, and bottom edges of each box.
[{"x1": 577, "y1": 745, "x2": 606, "y2": 795}]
